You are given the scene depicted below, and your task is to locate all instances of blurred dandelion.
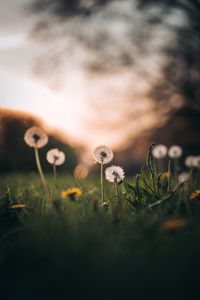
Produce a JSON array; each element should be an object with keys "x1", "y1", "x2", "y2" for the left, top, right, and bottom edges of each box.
[
  {"x1": 161, "y1": 218, "x2": 186, "y2": 231},
  {"x1": 152, "y1": 144, "x2": 167, "y2": 172},
  {"x1": 10, "y1": 204, "x2": 26, "y2": 209},
  {"x1": 168, "y1": 145, "x2": 183, "y2": 175},
  {"x1": 46, "y1": 148, "x2": 65, "y2": 181},
  {"x1": 102, "y1": 201, "x2": 109, "y2": 210},
  {"x1": 93, "y1": 145, "x2": 113, "y2": 203},
  {"x1": 194, "y1": 156, "x2": 200, "y2": 168},
  {"x1": 24, "y1": 127, "x2": 50, "y2": 199},
  {"x1": 178, "y1": 172, "x2": 190, "y2": 183},
  {"x1": 168, "y1": 145, "x2": 183, "y2": 158},
  {"x1": 185, "y1": 156, "x2": 196, "y2": 168},
  {"x1": 190, "y1": 189, "x2": 200, "y2": 201},
  {"x1": 162, "y1": 171, "x2": 171, "y2": 178},
  {"x1": 152, "y1": 144, "x2": 168, "y2": 159},
  {"x1": 61, "y1": 187, "x2": 82, "y2": 201}
]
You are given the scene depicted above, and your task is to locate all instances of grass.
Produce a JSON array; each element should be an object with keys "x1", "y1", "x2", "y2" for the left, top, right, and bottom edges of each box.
[{"x1": 0, "y1": 152, "x2": 200, "y2": 300}]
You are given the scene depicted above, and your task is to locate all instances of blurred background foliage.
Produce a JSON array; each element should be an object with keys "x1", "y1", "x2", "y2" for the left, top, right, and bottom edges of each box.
[{"x1": 29, "y1": 0, "x2": 200, "y2": 158}]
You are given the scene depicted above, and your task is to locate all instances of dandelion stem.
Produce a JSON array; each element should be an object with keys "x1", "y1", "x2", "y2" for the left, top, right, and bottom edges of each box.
[
  {"x1": 113, "y1": 180, "x2": 121, "y2": 225},
  {"x1": 100, "y1": 162, "x2": 104, "y2": 203},
  {"x1": 174, "y1": 158, "x2": 179, "y2": 178},
  {"x1": 34, "y1": 147, "x2": 51, "y2": 200},
  {"x1": 53, "y1": 163, "x2": 57, "y2": 182},
  {"x1": 114, "y1": 181, "x2": 120, "y2": 207}
]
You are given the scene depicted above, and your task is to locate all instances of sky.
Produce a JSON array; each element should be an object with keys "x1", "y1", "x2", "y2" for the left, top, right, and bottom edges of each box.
[
  {"x1": 0, "y1": 0, "x2": 186, "y2": 151},
  {"x1": 0, "y1": 0, "x2": 92, "y2": 146}
]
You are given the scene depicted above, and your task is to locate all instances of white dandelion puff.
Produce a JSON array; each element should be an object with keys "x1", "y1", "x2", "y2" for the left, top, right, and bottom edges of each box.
[
  {"x1": 152, "y1": 144, "x2": 168, "y2": 159},
  {"x1": 93, "y1": 145, "x2": 113, "y2": 165},
  {"x1": 193, "y1": 156, "x2": 200, "y2": 168},
  {"x1": 185, "y1": 156, "x2": 196, "y2": 168},
  {"x1": 24, "y1": 126, "x2": 48, "y2": 148},
  {"x1": 178, "y1": 172, "x2": 190, "y2": 183},
  {"x1": 168, "y1": 145, "x2": 183, "y2": 158},
  {"x1": 46, "y1": 148, "x2": 65, "y2": 166},
  {"x1": 105, "y1": 166, "x2": 125, "y2": 184}
]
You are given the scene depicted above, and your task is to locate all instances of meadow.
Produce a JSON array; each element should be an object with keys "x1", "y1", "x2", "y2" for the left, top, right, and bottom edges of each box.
[{"x1": 0, "y1": 140, "x2": 200, "y2": 300}]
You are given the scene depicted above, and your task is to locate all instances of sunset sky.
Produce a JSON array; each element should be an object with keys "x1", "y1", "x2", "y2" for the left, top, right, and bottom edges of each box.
[{"x1": 0, "y1": 0, "x2": 187, "y2": 151}]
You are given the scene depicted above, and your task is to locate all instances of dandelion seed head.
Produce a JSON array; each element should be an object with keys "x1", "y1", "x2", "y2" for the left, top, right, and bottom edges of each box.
[
  {"x1": 168, "y1": 145, "x2": 183, "y2": 158},
  {"x1": 24, "y1": 126, "x2": 48, "y2": 148},
  {"x1": 105, "y1": 165, "x2": 125, "y2": 184},
  {"x1": 193, "y1": 156, "x2": 200, "y2": 168},
  {"x1": 46, "y1": 148, "x2": 65, "y2": 166},
  {"x1": 152, "y1": 144, "x2": 167, "y2": 159},
  {"x1": 93, "y1": 145, "x2": 113, "y2": 164},
  {"x1": 185, "y1": 156, "x2": 196, "y2": 168},
  {"x1": 178, "y1": 172, "x2": 190, "y2": 183},
  {"x1": 102, "y1": 201, "x2": 109, "y2": 209}
]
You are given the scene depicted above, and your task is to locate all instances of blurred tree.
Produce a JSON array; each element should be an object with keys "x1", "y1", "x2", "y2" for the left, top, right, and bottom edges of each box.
[
  {"x1": 29, "y1": 0, "x2": 200, "y2": 165},
  {"x1": 0, "y1": 110, "x2": 78, "y2": 174}
]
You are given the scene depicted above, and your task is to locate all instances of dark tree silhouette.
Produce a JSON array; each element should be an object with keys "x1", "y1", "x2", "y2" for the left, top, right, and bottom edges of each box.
[{"x1": 0, "y1": 110, "x2": 78, "y2": 173}]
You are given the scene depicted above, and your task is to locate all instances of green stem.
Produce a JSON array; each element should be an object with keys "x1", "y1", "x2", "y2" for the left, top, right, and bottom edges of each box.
[
  {"x1": 53, "y1": 164, "x2": 57, "y2": 182},
  {"x1": 174, "y1": 158, "x2": 179, "y2": 178},
  {"x1": 114, "y1": 181, "x2": 120, "y2": 207},
  {"x1": 100, "y1": 162, "x2": 104, "y2": 203},
  {"x1": 34, "y1": 147, "x2": 51, "y2": 200}
]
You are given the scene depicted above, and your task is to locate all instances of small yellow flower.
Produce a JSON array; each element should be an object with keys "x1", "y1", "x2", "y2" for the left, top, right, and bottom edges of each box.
[
  {"x1": 10, "y1": 204, "x2": 26, "y2": 209},
  {"x1": 161, "y1": 218, "x2": 186, "y2": 231},
  {"x1": 190, "y1": 189, "x2": 200, "y2": 201},
  {"x1": 61, "y1": 187, "x2": 82, "y2": 200},
  {"x1": 162, "y1": 171, "x2": 171, "y2": 178}
]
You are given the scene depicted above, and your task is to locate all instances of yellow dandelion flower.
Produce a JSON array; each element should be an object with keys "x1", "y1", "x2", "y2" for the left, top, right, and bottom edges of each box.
[
  {"x1": 161, "y1": 218, "x2": 186, "y2": 231},
  {"x1": 10, "y1": 204, "x2": 26, "y2": 209},
  {"x1": 190, "y1": 189, "x2": 200, "y2": 201},
  {"x1": 162, "y1": 171, "x2": 171, "y2": 178},
  {"x1": 61, "y1": 187, "x2": 82, "y2": 200}
]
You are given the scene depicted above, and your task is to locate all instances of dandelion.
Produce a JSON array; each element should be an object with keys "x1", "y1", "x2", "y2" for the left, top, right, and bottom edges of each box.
[
  {"x1": 152, "y1": 144, "x2": 167, "y2": 159},
  {"x1": 162, "y1": 171, "x2": 171, "y2": 178},
  {"x1": 24, "y1": 127, "x2": 50, "y2": 199},
  {"x1": 105, "y1": 166, "x2": 125, "y2": 184},
  {"x1": 105, "y1": 166, "x2": 125, "y2": 222},
  {"x1": 46, "y1": 148, "x2": 65, "y2": 181},
  {"x1": 10, "y1": 204, "x2": 26, "y2": 209},
  {"x1": 93, "y1": 145, "x2": 113, "y2": 165},
  {"x1": 168, "y1": 145, "x2": 183, "y2": 158},
  {"x1": 93, "y1": 145, "x2": 113, "y2": 203},
  {"x1": 161, "y1": 218, "x2": 186, "y2": 231},
  {"x1": 193, "y1": 156, "x2": 200, "y2": 168},
  {"x1": 152, "y1": 144, "x2": 167, "y2": 172},
  {"x1": 190, "y1": 189, "x2": 200, "y2": 201},
  {"x1": 168, "y1": 145, "x2": 183, "y2": 176},
  {"x1": 102, "y1": 201, "x2": 109, "y2": 210},
  {"x1": 178, "y1": 172, "x2": 190, "y2": 183},
  {"x1": 185, "y1": 156, "x2": 196, "y2": 168},
  {"x1": 24, "y1": 126, "x2": 48, "y2": 148},
  {"x1": 61, "y1": 187, "x2": 82, "y2": 201}
]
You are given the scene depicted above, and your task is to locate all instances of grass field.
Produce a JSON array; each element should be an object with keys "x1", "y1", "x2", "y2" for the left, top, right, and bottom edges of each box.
[{"x1": 0, "y1": 154, "x2": 200, "y2": 300}]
